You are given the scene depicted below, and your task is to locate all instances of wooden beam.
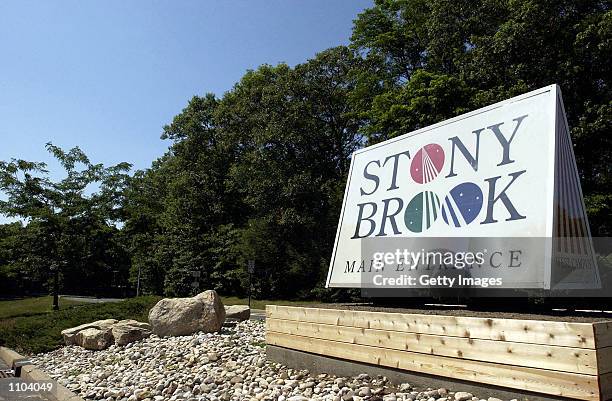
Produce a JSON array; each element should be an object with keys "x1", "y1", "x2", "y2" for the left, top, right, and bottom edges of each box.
[
  {"x1": 266, "y1": 305, "x2": 597, "y2": 349},
  {"x1": 267, "y1": 318, "x2": 598, "y2": 375},
  {"x1": 594, "y1": 322, "x2": 612, "y2": 349},
  {"x1": 266, "y1": 331, "x2": 600, "y2": 401},
  {"x1": 596, "y1": 347, "x2": 612, "y2": 375},
  {"x1": 599, "y1": 372, "x2": 612, "y2": 401}
]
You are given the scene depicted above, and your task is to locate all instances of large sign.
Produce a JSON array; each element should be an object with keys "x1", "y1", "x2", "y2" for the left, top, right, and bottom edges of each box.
[{"x1": 326, "y1": 85, "x2": 600, "y2": 291}]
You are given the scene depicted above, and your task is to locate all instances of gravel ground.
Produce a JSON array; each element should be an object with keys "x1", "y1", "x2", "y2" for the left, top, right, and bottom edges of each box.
[{"x1": 32, "y1": 321, "x2": 509, "y2": 401}]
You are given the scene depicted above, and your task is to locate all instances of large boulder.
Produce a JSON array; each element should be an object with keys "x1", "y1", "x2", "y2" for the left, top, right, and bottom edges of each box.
[
  {"x1": 195, "y1": 291, "x2": 226, "y2": 332},
  {"x1": 225, "y1": 305, "x2": 250, "y2": 321},
  {"x1": 111, "y1": 319, "x2": 152, "y2": 346},
  {"x1": 75, "y1": 327, "x2": 114, "y2": 350},
  {"x1": 148, "y1": 290, "x2": 226, "y2": 337},
  {"x1": 61, "y1": 319, "x2": 118, "y2": 346}
]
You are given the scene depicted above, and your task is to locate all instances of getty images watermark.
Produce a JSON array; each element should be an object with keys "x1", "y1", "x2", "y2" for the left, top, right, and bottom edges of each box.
[
  {"x1": 370, "y1": 248, "x2": 506, "y2": 288},
  {"x1": 350, "y1": 237, "x2": 608, "y2": 294}
]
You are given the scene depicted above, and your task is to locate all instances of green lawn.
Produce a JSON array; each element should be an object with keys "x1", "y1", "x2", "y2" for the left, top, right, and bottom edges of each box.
[
  {"x1": 0, "y1": 294, "x2": 315, "y2": 355},
  {"x1": 0, "y1": 296, "x2": 89, "y2": 319},
  {"x1": 0, "y1": 296, "x2": 162, "y2": 355}
]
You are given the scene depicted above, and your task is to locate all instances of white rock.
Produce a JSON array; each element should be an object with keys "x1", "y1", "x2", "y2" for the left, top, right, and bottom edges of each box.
[
  {"x1": 75, "y1": 327, "x2": 114, "y2": 350},
  {"x1": 61, "y1": 319, "x2": 117, "y2": 346},
  {"x1": 112, "y1": 320, "x2": 152, "y2": 346},
  {"x1": 288, "y1": 396, "x2": 310, "y2": 401},
  {"x1": 225, "y1": 305, "x2": 251, "y2": 321},
  {"x1": 358, "y1": 387, "x2": 370, "y2": 396},
  {"x1": 454, "y1": 392, "x2": 473, "y2": 401},
  {"x1": 148, "y1": 290, "x2": 226, "y2": 336}
]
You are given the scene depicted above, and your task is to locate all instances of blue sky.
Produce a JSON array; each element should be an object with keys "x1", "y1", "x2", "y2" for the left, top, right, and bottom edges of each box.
[
  {"x1": 0, "y1": 0, "x2": 371, "y2": 171},
  {"x1": 0, "y1": 0, "x2": 371, "y2": 222}
]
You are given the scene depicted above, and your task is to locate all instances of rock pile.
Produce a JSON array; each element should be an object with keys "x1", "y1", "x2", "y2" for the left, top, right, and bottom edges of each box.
[
  {"x1": 62, "y1": 290, "x2": 228, "y2": 351},
  {"x1": 62, "y1": 319, "x2": 151, "y2": 350},
  {"x1": 35, "y1": 320, "x2": 512, "y2": 401}
]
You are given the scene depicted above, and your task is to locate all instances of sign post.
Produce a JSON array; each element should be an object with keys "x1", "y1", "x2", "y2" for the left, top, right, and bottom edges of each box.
[
  {"x1": 191, "y1": 270, "x2": 201, "y2": 295},
  {"x1": 247, "y1": 260, "x2": 255, "y2": 308},
  {"x1": 50, "y1": 262, "x2": 59, "y2": 311}
]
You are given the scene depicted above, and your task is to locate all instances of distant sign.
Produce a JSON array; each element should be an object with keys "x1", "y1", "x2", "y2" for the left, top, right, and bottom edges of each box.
[
  {"x1": 247, "y1": 260, "x2": 255, "y2": 274},
  {"x1": 326, "y1": 85, "x2": 599, "y2": 291}
]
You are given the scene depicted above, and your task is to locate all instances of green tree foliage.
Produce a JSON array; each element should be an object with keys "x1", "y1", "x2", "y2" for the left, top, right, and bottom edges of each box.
[
  {"x1": 124, "y1": 94, "x2": 246, "y2": 296},
  {"x1": 0, "y1": 144, "x2": 132, "y2": 295},
  {"x1": 217, "y1": 47, "x2": 364, "y2": 298},
  {"x1": 125, "y1": 48, "x2": 364, "y2": 298},
  {"x1": 0, "y1": 223, "x2": 28, "y2": 295},
  {"x1": 121, "y1": 165, "x2": 168, "y2": 296}
]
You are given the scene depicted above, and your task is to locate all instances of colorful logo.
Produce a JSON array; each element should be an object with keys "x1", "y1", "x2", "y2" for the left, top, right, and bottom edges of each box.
[
  {"x1": 441, "y1": 182, "x2": 483, "y2": 227},
  {"x1": 404, "y1": 191, "x2": 440, "y2": 233},
  {"x1": 411, "y1": 144, "x2": 483, "y2": 230},
  {"x1": 410, "y1": 144, "x2": 445, "y2": 184}
]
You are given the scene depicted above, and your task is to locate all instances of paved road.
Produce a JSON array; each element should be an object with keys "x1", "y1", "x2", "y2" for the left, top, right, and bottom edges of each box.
[
  {"x1": 250, "y1": 309, "x2": 266, "y2": 321},
  {"x1": 60, "y1": 295, "x2": 123, "y2": 304}
]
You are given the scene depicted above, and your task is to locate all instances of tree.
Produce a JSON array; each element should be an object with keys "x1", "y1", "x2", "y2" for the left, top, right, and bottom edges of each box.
[
  {"x1": 123, "y1": 94, "x2": 245, "y2": 296},
  {"x1": 121, "y1": 164, "x2": 168, "y2": 295},
  {"x1": 0, "y1": 144, "x2": 132, "y2": 295},
  {"x1": 123, "y1": 47, "x2": 365, "y2": 298},
  {"x1": 215, "y1": 47, "x2": 364, "y2": 298},
  {"x1": 0, "y1": 223, "x2": 30, "y2": 296}
]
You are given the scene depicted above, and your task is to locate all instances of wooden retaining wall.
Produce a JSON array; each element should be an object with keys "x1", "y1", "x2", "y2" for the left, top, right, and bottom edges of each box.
[{"x1": 266, "y1": 306, "x2": 612, "y2": 401}]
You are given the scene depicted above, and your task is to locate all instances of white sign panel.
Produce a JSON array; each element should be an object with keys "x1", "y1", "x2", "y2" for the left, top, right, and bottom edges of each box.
[{"x1": 326, "y1": 85, "x2": 600, "y2": 291}]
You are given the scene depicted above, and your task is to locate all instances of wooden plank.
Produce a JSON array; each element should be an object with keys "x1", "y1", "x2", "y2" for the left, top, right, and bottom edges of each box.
[
  {"x1": 266, "y1": 331, "x2": 601, "y2": 401},
  {"x1": 266, "y1": 318, "x2": 598, "y2": 375},
  {"x1": 597, "y1": 347, "x2": 612, "y2": 375},
  {"x1": 266, "y1": 305, "x2": 597, "y2": 349},
  {"x1": 594, "y1": 322, "x2": 612, "y2": 349}
]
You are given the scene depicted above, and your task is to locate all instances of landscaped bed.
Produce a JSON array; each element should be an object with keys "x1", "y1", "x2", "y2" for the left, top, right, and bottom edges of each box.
[{"x1": 32, "y1": 320, "x2": 524, "y2": 401}]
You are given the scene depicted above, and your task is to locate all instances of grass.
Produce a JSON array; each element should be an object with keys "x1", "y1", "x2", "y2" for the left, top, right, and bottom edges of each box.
[
  {"x1": 0, "y1": 296, "x2": 89, "y2": 319},
  {"x1": 0, "y1": 294, "x2": 314, "y2": 355},
  {"x1": 0, "y1": 296, "x2": 161, "y2": 355}
]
